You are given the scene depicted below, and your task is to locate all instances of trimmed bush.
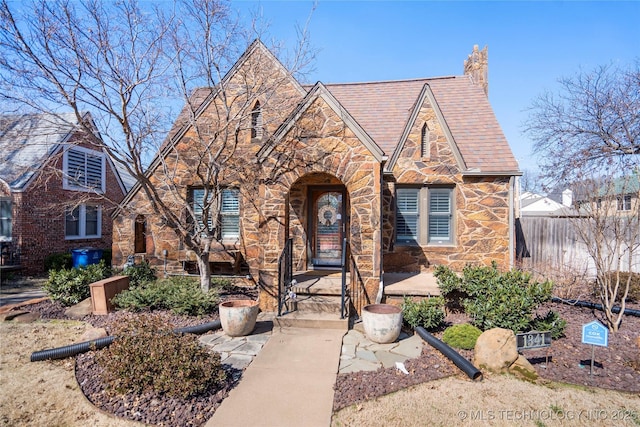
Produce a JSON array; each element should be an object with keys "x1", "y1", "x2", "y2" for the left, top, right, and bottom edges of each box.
[
  {"x1": 442, "y1": 323, "x2": 483, "y2": 350},
  {"x1": 123, "y1": 261, "x2": 157, "y2": 288},
  {"x1": 43, "y1": 252, "x2": 72, "y2": 272},
  {"x1": 531, "y1": 310, "x2": 567, "y2": 340},
  {"x1": 112, "y1": 276, "x2": 219, "y2": 316},
  {"x1": 96, "y1": 313, "x2": 226, "y2": 398},
  {"x1": 43, "y1": 261, "x2": 111, "y2": 306},
  {"x1": 402, "y1": 296, "x2": 445, "y2": 331},
  {"x1": 434, "y1": 262, "x2": 553, "y2": 333}
]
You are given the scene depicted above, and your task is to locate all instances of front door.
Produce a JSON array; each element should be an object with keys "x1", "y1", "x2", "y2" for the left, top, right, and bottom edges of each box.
[{"x1": 311, "y1": 188, "x2": 344, "y2": 267}]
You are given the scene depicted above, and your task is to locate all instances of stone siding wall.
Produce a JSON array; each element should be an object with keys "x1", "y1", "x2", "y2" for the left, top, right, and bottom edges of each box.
[{"x1": 384, "y1": 95, "x2": 512, "y2": 272}]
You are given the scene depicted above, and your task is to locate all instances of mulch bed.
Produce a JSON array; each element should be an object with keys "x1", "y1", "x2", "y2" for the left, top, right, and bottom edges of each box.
[{"x1": 23, "y1": 294, "x2": 640, "y2": 425}]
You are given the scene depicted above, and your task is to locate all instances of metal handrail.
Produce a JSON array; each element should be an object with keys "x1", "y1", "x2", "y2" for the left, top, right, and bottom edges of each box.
[
  {"x1": 277, "y1": 238, "x2": 293, "y2": 316},
  {"x1": 340, "y1": 237, "x2": 348, "y2": 319}
]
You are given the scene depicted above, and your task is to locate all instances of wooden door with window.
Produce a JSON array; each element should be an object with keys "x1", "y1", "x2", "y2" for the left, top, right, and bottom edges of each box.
[{"x1": 310, "y1": 188, "x2": 345, "y2": 267}]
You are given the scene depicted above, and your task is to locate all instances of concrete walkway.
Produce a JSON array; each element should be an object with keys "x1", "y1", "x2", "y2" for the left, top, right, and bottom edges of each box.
[{"x1": 205, "y1": 323, "x2": 344, "y2": 427}]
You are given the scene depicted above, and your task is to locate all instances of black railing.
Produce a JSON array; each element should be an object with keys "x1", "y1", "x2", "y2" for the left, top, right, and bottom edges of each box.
[
  {"x1": 340, "y1": 237, "x2": 348, "y2": 319},
  {"x1": 277, "y1": 238, "x2": 293, "y2": 316}
]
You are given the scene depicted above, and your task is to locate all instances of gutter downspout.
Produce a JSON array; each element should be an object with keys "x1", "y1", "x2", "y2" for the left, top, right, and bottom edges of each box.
[
  {"x1": 509, "y1": 175, "x2": 516, "y2": 268},
  {"x1": 375, "y1": 158, "x2": 388, "y2": 304}
]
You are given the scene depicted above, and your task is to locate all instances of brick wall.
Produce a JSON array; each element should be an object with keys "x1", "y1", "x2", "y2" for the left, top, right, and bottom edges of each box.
[{"x1": 12, "y1": 132, "x2": 124, "y2": 275}]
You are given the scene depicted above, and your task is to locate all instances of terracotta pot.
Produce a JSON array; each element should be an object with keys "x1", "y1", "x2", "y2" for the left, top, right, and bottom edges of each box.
[
  {"x1": 219, "y1": 300, "x2": 259, "y2": 337},
  {"x1": 362, "y1": 303, "x2": 403, "y2": 344}
]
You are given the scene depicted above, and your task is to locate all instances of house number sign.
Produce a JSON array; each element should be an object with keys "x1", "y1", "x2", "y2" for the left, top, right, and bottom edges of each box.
[{"x1": 516, "y1": 331, "x2": 551, "y2": 350}]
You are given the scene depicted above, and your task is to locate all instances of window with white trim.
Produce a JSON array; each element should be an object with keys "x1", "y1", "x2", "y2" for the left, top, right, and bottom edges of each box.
[
  {"x1": 0, "y1": 198, "x2": 11, "y2": 241},
  {"x1": 65, "y1": 204, "x2": 101, "y2": 239},
  {"x1": 617, "y1": 194, "x2": 632, "y2": 211},
  {"x1": 396, "y1": 187, "x2": 454, "y2": 245},
  {"x1": 190, "y1": 188, "x2": 239, "y2": 240},
  {"x1": 63, "y1": 146, "x2": 106, "y2": 193}
]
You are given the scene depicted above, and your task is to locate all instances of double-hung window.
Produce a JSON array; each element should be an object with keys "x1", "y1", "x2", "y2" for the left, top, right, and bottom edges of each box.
[
  {"x1": 190, "y1": 188, "x2": 239, "y2": 240},
  {"x1": 617, "y1": 195, "x2": 632, "y2": 211},
  {"x1": 63, "y1": 146, "x2": 106, "y2": 193},
  {"x1": 65, "y1": 204, "x2": 101, "y2": 239},
  {"x1": 0, "y1": 198, "x2": 11, "y2": 241},
  {"x1": 396, "y1": 187, "x2": 454, "y2": 245}
]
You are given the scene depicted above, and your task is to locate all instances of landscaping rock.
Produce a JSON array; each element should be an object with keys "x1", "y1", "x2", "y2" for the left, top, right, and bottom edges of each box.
[
  {"x1": 64, "y1": 298, "x2": 93, "y2": 319},
  {"x1": 12, "y1": 311, "x2": 41, "y2": 323},
  {"x1": 474, "y1": 328, "x2": 518, "y2": 372},
  {"x1": 80, "y1": 327, "x2": 108, "y2": 342},
  {"x1": 509, "y1": 354, "x2": 538, "y2": 381}
]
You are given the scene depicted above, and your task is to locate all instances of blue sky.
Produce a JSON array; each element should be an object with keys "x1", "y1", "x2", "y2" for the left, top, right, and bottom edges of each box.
[{"x1": 234, "y1": 1, "x2": 640, "y2": 173}]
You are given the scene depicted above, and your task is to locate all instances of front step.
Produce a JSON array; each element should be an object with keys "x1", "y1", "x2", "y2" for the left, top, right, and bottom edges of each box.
[
  {"x1": 274, "y1": 311, "x2": 349, "y2": 330},
  {"x1": 276, "y1": 271, "x2": 349, "y2": 330}
]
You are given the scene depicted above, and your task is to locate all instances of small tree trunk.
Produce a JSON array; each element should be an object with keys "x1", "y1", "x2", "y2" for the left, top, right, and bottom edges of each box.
[{"x1": 196, "y1": 249, "x2": 211, "y2": 293}]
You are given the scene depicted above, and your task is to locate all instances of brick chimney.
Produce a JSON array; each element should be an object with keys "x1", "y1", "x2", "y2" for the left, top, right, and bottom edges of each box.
[{"x1": 464, "y1": 45, "x2": 488, "y2": 96}]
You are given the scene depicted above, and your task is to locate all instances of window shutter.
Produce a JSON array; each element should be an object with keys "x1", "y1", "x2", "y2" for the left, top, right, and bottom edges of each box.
[
  {"x1": 428, "y1": 189, "x2": 452, "y2": 242},
  {"x1": 396, "y1": 188, "x2": 419, "y2": 241},
  {"x1": 221, "y1": 189, "x2": 240, "y2": 238}
]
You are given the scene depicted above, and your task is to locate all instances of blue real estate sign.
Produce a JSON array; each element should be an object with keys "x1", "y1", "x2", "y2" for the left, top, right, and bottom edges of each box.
[{"x1": 582, "y1": 320, "x2": 608, "y2": 347}]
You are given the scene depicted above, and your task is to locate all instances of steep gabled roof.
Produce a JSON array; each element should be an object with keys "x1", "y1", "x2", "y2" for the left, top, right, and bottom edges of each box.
[
  {"x1": 0, "y1": 113, "x2": 77, "y2": 190},
  {"x1": 258, "y1": 82, "x2": 385, "y2": 162},
  {"x1": 324, "y1": 76, "x2": 520, "y2": 174},
  {"x1": 0, "y1": 112, "x2": 129, "y2": 194}
]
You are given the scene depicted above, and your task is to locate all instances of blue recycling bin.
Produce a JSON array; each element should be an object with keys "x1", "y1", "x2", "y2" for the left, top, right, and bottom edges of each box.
[{"x1": 71, "y1": 248, "x2": 103, "y2": 268}]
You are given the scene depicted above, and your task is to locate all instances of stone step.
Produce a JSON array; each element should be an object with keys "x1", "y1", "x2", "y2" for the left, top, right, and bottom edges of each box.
[
  {"x1": 274, "y1": 311, "x2": 349, "y2": 330},
  {"x1": 296, "y1": 294, "x2": 349, "y2": 314},
  {"x1": 292, "y1": 275, "x2": 344, "y2": 296}
]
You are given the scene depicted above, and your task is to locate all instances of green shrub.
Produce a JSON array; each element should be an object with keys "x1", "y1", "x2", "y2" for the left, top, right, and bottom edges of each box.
[
  {"x1": 113, "y1": 276, "x2": 219, "y2": 316},
  {"x1": 531, "y1": 310, "x2": 567, "y2": 340},
  {"x1": 43, "y1": 252, "x2": 72, "y2": 272},
  {"x1": 96, "y1": 313, "x2": 226, "y2": 398},
  {"x1": 402, "y1": 296, "x2": 445, "y2": 331},
  {"x1": 123, "y1": 261, "x2": 157, "y2": 288},
  {"x1": 43, "y1": 261, "x2": 111, "y2": 306},
  {"x1": 601, "y1": 271, "x2": 640, "y2": 303},
  {"x1": 434, "y1": 262, "x2": 553, "y2": 333},
  {"x1": 442, "y1": 323, "x2": 483, "y2": 350}
]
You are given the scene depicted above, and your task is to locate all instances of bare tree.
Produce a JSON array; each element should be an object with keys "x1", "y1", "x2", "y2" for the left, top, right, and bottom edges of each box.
[
  {"x1": 0, "y1": 0, "x2": 316, "y2": 291},
  {"x1": 525, "y1": 62, "x2": 640, "y2": 331}
]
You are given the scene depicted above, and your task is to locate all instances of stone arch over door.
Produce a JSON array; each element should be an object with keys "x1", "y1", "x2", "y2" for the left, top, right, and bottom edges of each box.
[{"x1": 288, "y1": 172, "x2": 348, "y2": 272}]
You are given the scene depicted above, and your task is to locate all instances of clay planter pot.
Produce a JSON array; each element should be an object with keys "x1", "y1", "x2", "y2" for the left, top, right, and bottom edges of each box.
[
  {"x1": 362, "y1": 303, "x2": 403, "y2": 344},
  {"x1": 219, "y1": 300, "x2": 259, "y2": 337}
]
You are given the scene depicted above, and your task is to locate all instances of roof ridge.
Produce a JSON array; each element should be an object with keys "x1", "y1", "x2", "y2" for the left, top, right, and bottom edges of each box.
[{"x1": 322, "y1": 75, "x2": 460, "y2": 86}]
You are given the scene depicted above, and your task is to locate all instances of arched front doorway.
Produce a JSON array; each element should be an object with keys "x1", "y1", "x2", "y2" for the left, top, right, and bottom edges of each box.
[
  {"x1": 310, "y1": 187, "x2": 345, "y2": 268},
  {"x1": 287, "y1": 173, "x2": 348, "y2": 272}
]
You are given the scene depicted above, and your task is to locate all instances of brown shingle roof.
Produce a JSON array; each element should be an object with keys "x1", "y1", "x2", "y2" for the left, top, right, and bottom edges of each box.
[{"x1": 323, "y1": 76, "x2": 519, "y2": 174}]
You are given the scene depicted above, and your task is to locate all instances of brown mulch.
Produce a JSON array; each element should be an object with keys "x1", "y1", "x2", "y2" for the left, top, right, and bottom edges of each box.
[
  {"x1": 21, "y1": 293, "x2": 640, "y2": 424},
  {"x1": 333, "y1": 300, "x2": 640, "y2": 411}
]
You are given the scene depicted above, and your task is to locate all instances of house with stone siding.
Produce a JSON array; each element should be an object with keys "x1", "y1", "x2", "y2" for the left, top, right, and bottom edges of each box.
[
  {"x1": 112, "y1": 41, "x2": 520, "y2": 319},
  {"x1": 0, "y1": 113, "x2": 127, "y2": 275}
]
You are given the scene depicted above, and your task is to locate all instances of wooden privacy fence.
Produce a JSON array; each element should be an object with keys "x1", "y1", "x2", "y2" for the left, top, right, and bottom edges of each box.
[{"x1": 518, "y1": 215, "x2": 640, "y2": 278}]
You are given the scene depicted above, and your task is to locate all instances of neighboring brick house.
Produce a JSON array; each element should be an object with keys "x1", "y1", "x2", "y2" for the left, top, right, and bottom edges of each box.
[
  {"x1": 0, "y1": 113, "x2": 127, "y2": 275},
  {"x1": 113, "y1": 41, "x2": 520, "y2": 313}
]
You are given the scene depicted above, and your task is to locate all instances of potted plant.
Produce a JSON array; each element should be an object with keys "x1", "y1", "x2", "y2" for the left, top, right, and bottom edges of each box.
[
  {"x1": 361, "y1": 303, "x2": 403, "y2": 343},
  {"x1": 219, "y1": 299, "x2": 259, "y2": 337}
]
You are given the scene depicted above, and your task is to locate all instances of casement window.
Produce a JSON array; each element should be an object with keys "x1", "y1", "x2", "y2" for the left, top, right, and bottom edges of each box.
[
  {"x1": 0, "y1": 198, "x2": 11, "y2": 241},
  {"x1": 617, "y1": 195, "x2": 632, "y2": 211},
  {"x1": 65, "y1": 204, "x2": 101, "y2": 239},
  {"x1": 190, "y1": 188, "x2": 239, "y2": 240},
  {"x1": 63, "y1": 146, "x2": 106, "y2": 193},
  {"x1": 251, "y1": 101, "x2": 263, "y2": 140},
  {"x1": 396, "y1": 187, "x2": 454, "y2": 245}
]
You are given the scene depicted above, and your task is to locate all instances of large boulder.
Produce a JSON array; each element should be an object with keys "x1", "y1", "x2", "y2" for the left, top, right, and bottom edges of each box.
[
  {"x1": 474, "y1": 328, "x2": 519, "y2": 372},
  {"x1": 509, "y1": 354, "x2": 538, "y2": 381}
]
